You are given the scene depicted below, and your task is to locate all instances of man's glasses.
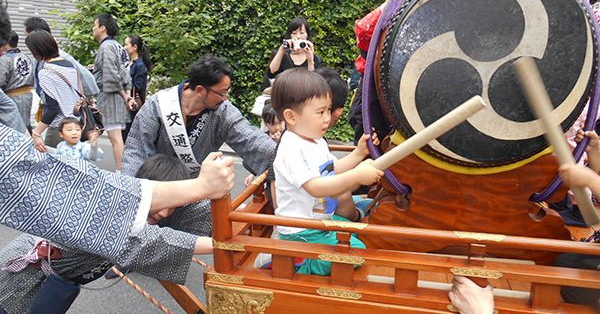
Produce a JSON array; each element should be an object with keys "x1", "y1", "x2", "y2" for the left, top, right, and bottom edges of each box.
[{"x1": 206, "y1": 87, "x2": 230, "y2": 98}]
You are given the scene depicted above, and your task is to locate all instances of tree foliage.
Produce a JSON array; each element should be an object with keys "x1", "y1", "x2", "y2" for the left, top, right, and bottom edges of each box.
[{"x1": 60, "y1": 0, "x2": 380, "y2": 141}]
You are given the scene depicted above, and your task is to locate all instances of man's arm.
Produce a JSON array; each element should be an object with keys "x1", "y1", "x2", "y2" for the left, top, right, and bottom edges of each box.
[
  {"x1": 222, "y1": 103, "x2": 277, "y2": 176},
  {"x1": 0, "y1": 56, "x2": 11, "y2": 90},
  {"x1": 0, "y1": 89, "x2": 26, "y2": 133},
  {"x1": 122, "y1": 96, "x2": 162, "y2": 176}
]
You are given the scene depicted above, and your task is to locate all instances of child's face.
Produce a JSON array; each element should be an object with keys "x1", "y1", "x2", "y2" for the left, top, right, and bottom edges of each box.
[
  {"x1": 287, "y1": 95, "x2": 331, "y2": 141},
  {"x1": 266, "y1": 117, "x2": 285, "y2": 137},
  {"x1": 147, "y1": 207, "x2": 176, "y2": 225},
  {"x1": 59, "y1": 122, "x2": 83, "y2": 146}
]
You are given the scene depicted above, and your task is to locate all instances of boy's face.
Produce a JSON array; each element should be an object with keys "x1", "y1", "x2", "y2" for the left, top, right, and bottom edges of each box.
[
  {"x1": 265, "y1": 117, "x2": 285, "y2": 137},
  {"x1": 59, "y1": 122, "x2": 82, "y2": 146},
  {"x1": 147, "y1": 208, "x2": 176, "y2": 225},
  {"x1": 286, "y1": 95, "x2": 331, "y2": 141}
]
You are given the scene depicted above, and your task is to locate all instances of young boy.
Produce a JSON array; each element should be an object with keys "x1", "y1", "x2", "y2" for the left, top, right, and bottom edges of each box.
[
  {"x1": 54, "y1": 117, "x2": 103, "y2": 162},
  {"x1": 270, "y1": 68, "x2": 382, "y2": 275},
  {"x1": 0, "y1": 154, "x2": 214, "y2": 313}
]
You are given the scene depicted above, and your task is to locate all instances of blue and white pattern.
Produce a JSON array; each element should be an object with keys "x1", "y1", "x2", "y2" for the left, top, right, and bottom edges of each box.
[
  {"x1": 0, "y1": 123, "x2": 142, "y2": 260},
  {"x1": 55, "y1": 141, "x2": 104, "y2": 162}
]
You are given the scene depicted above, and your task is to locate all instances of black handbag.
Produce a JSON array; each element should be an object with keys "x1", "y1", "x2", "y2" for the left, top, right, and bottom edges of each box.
[{"x1": 47, "y1": 67, "x2": 104, "y2": 142}]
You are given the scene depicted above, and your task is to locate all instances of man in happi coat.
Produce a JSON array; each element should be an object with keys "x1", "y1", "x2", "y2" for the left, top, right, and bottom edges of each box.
[
  {"x1": 92, "y1": 13, "x2": 133, "y2": 172},
  {"x1": 0, "y1": 31, "x2": 34, "y2": 130},
  {"x1": 121, "y1": 54, "x2": 276, "y2": 282}
]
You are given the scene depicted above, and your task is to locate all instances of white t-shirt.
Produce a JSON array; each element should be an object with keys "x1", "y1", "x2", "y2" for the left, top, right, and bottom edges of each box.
[{"x1": 274, "y1": 131, "x2": 338, "y2": 235}]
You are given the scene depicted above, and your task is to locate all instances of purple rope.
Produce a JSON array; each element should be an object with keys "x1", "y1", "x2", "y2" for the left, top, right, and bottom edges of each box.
[
  {"x1": 362, "y1": 0, "x2": 410, "y2": 195},
  {"x1": 530, "y1": 0, "x2": 600, "y2": 202}
]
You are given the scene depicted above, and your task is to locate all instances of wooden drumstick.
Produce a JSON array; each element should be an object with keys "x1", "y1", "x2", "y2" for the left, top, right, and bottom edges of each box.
[
  {"x1": 372, "y1": 95, "x2": 486, "y2": 170},
  {"x1": 514, "y1": 56, "x2": 600, "y2": 226}
]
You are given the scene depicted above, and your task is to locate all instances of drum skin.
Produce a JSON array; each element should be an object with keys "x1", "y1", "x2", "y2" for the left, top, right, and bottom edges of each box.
[{"x1": 378, "y1": 0, "x2": 596, "y2": 168}]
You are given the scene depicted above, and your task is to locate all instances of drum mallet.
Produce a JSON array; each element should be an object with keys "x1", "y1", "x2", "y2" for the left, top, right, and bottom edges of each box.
[
  {"x1": 514, "y1": 56, "x2": 600, "y2": 226},
  {"x1": 372, "y1": 95, "x2": 487, "y2": 170}
]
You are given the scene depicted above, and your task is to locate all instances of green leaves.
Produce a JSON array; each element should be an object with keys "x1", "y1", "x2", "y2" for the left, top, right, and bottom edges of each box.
[{"x1": 62, "y1": 0, "x2": 380, "y2": 141}]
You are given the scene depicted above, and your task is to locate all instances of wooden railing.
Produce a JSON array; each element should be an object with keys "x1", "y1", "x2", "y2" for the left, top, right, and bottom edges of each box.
[{"x1": 208, "y1": 171, "x2": 600, "y2": 313}]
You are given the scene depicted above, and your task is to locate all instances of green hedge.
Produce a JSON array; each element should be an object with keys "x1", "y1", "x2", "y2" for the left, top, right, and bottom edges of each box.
[{"x1": 60, "y1": 0, "x2": 380, "y2": 141}]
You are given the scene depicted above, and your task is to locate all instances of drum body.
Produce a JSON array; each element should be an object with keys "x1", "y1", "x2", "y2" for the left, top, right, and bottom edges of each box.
[
  {"x1": 363, "y1": 0, "x2": 599, "y2": 264},
  {"x1": 378, "y1": 0, "x2": 597, "y2": 170}
]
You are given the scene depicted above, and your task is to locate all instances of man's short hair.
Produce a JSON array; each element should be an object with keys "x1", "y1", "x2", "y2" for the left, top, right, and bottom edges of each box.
[
  {"x1": 24, "y1": 16, "x2": 51, "y2": 34},
  {"x1": 315, "y1": 67, "x2": 349, "y2": 111},
  {"x1": 187, "y1": 54, "x2": 233, "y2": 90},
  {"x1": 7, "y1": 30, "x2": 17, "y2": 48},
  {"x1": 95, "y1": 13, "x2": 119, "y2": 38},
  {"x1": 0, "y1": 0, "x2": 11, "y2": 46}
]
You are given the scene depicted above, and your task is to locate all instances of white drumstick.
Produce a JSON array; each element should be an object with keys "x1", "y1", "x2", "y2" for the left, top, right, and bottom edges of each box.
[
  {"x1": 372, "y1": 95, "x2": 486, "y2": 170},
  {"x1": 514, "y1": 56, "x2": 600, "y2": 226}
]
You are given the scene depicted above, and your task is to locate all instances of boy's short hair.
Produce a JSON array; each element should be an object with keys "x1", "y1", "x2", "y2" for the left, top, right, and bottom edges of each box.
[
  {"x1": 95, "y1": 13, "x2": 119, "y2": 38},
  {"x1": 270, "y1": 68, "x2": 330, "y2": 121},
  {"x1": 7, "y1": 30, "x2": 17, "y2": 48},
  {"x1": 315, "y1": 67, "x2": 348, "y2": 111},
  {"x1": 24, "y1": 17, "x2": 51, "y2": 34},
  {"x1": 261, "y1": 101, "x2": 278, "y2": 125},
  {"x1": 58, "y1": 117, "x2": 82, "y2": 132},
  {"x1": 136, "y1": 154, "x2": 190, "y2": 181}
]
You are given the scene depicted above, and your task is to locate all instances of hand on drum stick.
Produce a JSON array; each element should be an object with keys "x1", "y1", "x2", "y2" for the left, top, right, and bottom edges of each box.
[
  {"x1": 371, "y1": 96, "x2": 486, "y2": 170},
  {"x1": 514, "y1": 56, "x2": 600, "y2": 226}
]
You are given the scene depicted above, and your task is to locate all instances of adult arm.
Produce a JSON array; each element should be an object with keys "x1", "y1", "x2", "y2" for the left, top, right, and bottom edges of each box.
[
  {"x1": 0, "y1": 56, "x2": 10, "y2": 90},
  {"x1": 122, "y1": 95, "x2": 162, "y2": 175},
  {"x1": 31, "y1": 96, "x2": 60, "y2": 152},
  {"x1": 221, "y1": 103, "x2": 277, "y2": 177},
  {"x1": 268, "y1": 46, "x2": 287, "y2": 78},
  {"x1": 0, "y1": 89, "x2": 26, "y2": 133}
]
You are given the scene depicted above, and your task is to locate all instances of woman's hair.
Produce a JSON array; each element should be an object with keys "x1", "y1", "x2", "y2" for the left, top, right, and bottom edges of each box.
[
  {"x1": 59, "y1": 117, "x2": 82, "y2": 132},
  {"x1": 127, "y1": 35, "x2": 153, "y2": 71},
  {"x1": 284, "y1": 17, "x2": 312, "y2": 41},
  {"x1": 261, "y1": 101, "x2": 278, "y2": 125},
  {"x1": 25, "y1": 30, "x2": 59, "y2": 60},
  {"x1": 135, "y1": 154, "x2": 190, "y2": 181},
  {"x1": 270, "y1": 68, "x2": 330, "y2": 120}
]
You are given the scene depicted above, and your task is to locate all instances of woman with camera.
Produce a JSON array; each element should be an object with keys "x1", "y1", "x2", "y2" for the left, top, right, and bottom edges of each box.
[{"x1": 263, "y1": 17, "x2": 323, "y2": 90}]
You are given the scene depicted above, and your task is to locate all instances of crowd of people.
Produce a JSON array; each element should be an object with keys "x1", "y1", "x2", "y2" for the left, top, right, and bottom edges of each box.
[{"x1": 0, "y1": 0, "x2": 598, "y2": 313}]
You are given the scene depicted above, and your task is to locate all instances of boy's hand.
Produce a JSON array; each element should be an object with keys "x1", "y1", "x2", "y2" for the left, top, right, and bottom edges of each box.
[
  {"x1": 87, "y1": 130, "x2": 100, "y2": 145},
  {"x1": 354, "y1": 159, "x2": 384, "y2": 186},
  {"x1": 356, "y1": 129, "x2": 380, "y2": 157},
  {"x1": 576, "y1": 130, "x2": 600, "y2": 153},
  {"x1": 559, "y1": 164, "x2": 597, "y2": 188},
  {"x1": 198, "y1": 152, "x2": 235, "y2": 199}
]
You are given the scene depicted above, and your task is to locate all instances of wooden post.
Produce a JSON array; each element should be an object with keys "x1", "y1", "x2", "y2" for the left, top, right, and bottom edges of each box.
[
  {"x1": 394, "y1": 269, "x2": 418, "y2": 294},
  {"x1": 159, "y1": 280, "x2": 208, "y2": 314},
  {"x1": 530, "y1": 283, "x2": 561, "y2": 310},
  {"x1": 211, "y1": 195, "x2": 234, "y2": 273},
  {"x1": 331, "y1": 232, "x2": 354, "y2": 287},
  {"x1": 272, "y1": 255, "x2": 295, "y2": 280}
]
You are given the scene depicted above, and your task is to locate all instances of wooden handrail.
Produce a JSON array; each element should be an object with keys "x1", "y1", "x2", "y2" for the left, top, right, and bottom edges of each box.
[
  {"x1": 228, "y1": 212, "x2": 600, "y2": 256},
  {"x1": 328, "y1": 144, "x2": 356, "y2": 152},
  {"x1": 232, "y1": 171, "x2": 268, "y2": 210}
]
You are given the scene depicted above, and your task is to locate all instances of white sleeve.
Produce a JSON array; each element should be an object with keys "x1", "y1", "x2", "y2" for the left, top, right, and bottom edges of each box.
[
  {"x1": 130, "y1": 179, "x2": 152, "y2": 236},
  {"x1": 279, "y1": 143, "x2": 321, "y2": 189}
]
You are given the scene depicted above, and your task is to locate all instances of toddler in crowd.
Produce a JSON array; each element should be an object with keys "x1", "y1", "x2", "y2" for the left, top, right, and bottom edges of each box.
[{"x1": 54, "y1": 117, "x2": 103, "y2": 162}]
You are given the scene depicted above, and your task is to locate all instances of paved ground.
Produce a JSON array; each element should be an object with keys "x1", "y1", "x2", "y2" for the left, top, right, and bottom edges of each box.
[{"x1": 0, "y1": 135, "x2": 252, "y2": 314}]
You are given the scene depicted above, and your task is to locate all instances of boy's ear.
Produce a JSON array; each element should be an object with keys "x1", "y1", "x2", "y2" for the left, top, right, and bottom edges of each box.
[{"x1": 283, "y1": 109, "x2": 296, "y2": 126}]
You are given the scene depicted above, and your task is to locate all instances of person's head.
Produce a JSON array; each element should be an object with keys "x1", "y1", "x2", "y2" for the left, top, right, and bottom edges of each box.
[
  {"x1": 135, "y1": 154, "x2": 191, "y2": 225},
  {"x1": 186, "y1": 54, "x2": 233, "y2": 111},
  {"x1": 0, "y1": 0, "x2": 11, "y2": 46},
  {"x1": 93, "y1": 13, "x2": 118, "y2": 41},
  {"x1": 315, "y1": 67, "x2": 349, "y2": 128},
  {"x1": 284, "y1": 17, "x2": 312, "y2": 41},
  {"x1": 24, "y1": 17, "x2": 51, "y2": 37},
  {"x1": 2, "y1": 30, "x2": 17, "y2": 51},
  {"x1": 271, "y1": 68, "x2": 331, "y2": 140},
  {"x1": 59, "y1": 117, "x2": 83, "y2": 146},
  {"x1": 125, "y1": 34, "x2": 153, "y2": 71},
  {"x1": 262, "y1": 101, "x2": 284, "y2": 138},
  {"x1": 25, "y1": 30, "x2": 59, "y2": 61}
]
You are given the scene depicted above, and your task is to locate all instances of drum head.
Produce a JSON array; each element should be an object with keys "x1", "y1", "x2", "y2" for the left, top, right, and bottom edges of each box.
[{"x1": 379, "y1": 0, "x2": 597, "y2": 169}]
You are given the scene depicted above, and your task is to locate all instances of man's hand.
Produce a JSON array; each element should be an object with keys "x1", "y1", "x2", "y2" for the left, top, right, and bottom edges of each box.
[
  {"x1": 448, "y1": 276, "x2": 494, "y2": 314},
  {"x1": 197, "y1": 152, "x2": 235, "y2": 199}
]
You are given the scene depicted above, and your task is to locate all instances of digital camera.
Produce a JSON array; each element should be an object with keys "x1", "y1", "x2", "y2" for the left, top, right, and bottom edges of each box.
[{"x1": 283, "y1": 39, "x2": 311, "y2": 51}]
